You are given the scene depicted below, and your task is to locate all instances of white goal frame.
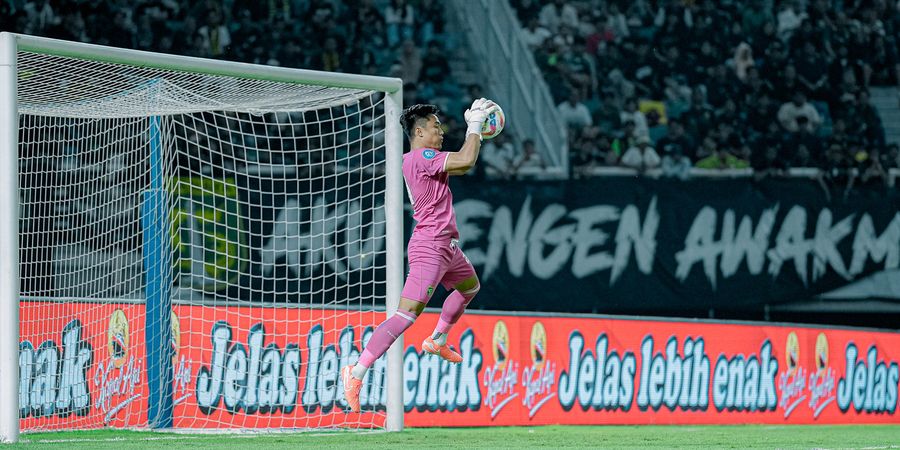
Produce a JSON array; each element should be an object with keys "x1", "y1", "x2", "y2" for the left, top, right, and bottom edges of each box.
[{"x1": 0, "y1": 32, "x2": 406, "y2": 443}]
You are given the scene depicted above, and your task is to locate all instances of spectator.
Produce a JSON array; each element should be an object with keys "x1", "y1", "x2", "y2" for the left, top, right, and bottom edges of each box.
[
  {"x1": 557, "y1": 90, "x2": 593, "y2": 131},
  {"x1": 785, "y1": 117, "x2": 823, "y2": 161},
  {"x1": 538, "y1": 0, "x2": 579, "y2": 33},
  {"x1": 346, "y1": 38, "x2": 377, "y2": 75},
  {"x1": 107, "y1": 8, "x2": 136, "y2": 50},
  {"x1": 771, "y1": 63, "x2": 802, "y2": 103},
  {"x1": 752, "y1": 145, "x2": 789, "y2": 180},
  {"x1": 694, "y1": 134, "x2": 720, "y2": 162},
  {"x1": 521, "y1": 18, "x2": 552, "y2": 50},
  {"x1": 621, "y1": 135, "x2": 661, "y2": 172},
  {"x1": 742, "y1": 0, "x2": 774, "y2": 38},
  {"x1": 196, "y1": 8, "x2": 230, "y2": 58},
  {"x1": 625, "y1": 0, "x2": 655, "y2": 31},
  {"x1": 561, "y1": 37, "x2": 597, "y2": 97},
  {"x1": 776, "y1": 0, "x2": 806, "y2": 41},
  {"x1": 607, "y1": 68, "x2": 637, "y2": 100},
  {"x1": 858, "y1": 148, "x2": 889, "y2": 188},
  {"x1": 396, "y1": 39, "x2": 422, "y2": 84},
  {"x1": 385, "y1": 0, "x2": 414, "y2": 48},
  {"x1": 354, "y1": 0, "x2": 386, "y2": 47},
  {"x1": 855, "y1": 90, "x2": 886, "y2": 148},
  {"x1": 866, "y1": 35, "x2": 899, "y2": 89},
  {"x1": 619, "y1": 97, "x2": 648, "y2": 139},
  {"x1": 821, "y1": 142, "x2": 856, "y2": 200},
  {"x1": 791, "y1": 143, "x2": 815, "y2": 168},
  {"x1": 571, "y1": 128, "x2": 603, "y2": 177},
  {"x1": 777, "y1": 91, "x2": 821, "y2": 133},
  {"x1": 419, "y1": 40, "x2": 451, "y2": 86},
  {"x1": 741, "y1": 66, "x2": 775, "y2": 102},
  {"x1": 747, "y1": 93, "x2": 777, "y2": 135},
  {"x1": 680, "y1": 86, "x2": 715, "y2": 142},
  {"x1": 732, "y1": 42, "x2": 755, "y2": 82},
  {"x1": 593, "y1": 92, "x2": 622, "y2": 134},
  {"x1": 513, "y1": 139, "x2": 547, "y2": 176},
  {"x1": 416, "y1": 0, "x2": 443, "y2": 44},
  {"x1": 481, "y1": 134, "x2": 518, "y2": 180},
  {"x1": 883, "y1": 143, "x2": 900, "y2": 169},
  {"x1": 705, "y1": 65, "x2": 738, "y2": 108},
  {"x1": 661, "y1": 150, "x2": 692, "y2": 180},
  {"x1": 612, "y1": 119, "x2": 639, "y2": 156},
  {"x1": 795, "y1": 41, "x2": 829, "y2": 100},
  {"x1": 656, "y1": 118, "x2": 695, "y2": 161},
  {"x1": 23, "y1": 0, "x2": 59, "y2": 35},
  {"x1": 604, "y1": 3, "x2": 631, "y2": 43},
  {"x1": 663, "y1": 75, "x2": 692, "y2": 117},
  {"x1": 312, "y1": 36, "x2": 343, "y2": 72},
  {"x1": 695, "y1": 140, "x2": 750, "y2": 169},
  {"x1": 515, "y1": 0, "x2": 543, "y2": 24}
]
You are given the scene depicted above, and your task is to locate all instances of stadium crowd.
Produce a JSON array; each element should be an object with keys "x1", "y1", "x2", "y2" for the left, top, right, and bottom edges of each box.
[
  {"x1": 512, "y1": 0, "x2": 900, "y2": 190},
  {"x1": 3, "y1": 0, "x2": 900, "y2": 191},
  {"x1": 0, "y1": 0, "x2": 481, "y2": 169}
]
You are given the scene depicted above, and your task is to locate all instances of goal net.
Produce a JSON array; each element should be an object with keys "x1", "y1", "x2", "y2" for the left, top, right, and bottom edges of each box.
[{"x1": 2, "y1": 33, "x2": 404, "y2": 438}]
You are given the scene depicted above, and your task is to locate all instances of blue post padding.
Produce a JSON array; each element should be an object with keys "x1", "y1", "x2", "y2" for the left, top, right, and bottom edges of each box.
[{"x1": 143, "y1": 116, "x2": 173, "y2": 429}]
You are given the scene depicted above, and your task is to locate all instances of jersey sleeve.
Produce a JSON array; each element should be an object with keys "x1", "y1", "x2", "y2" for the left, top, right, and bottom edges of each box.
[{"x1": 419, "y1": 148, "x2": 449, "y2": 176}]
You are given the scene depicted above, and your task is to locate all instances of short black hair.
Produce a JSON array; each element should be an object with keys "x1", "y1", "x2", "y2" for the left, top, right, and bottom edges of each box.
[{"x1": 400, "y1": 104, "x2": 440, "y2": 138}]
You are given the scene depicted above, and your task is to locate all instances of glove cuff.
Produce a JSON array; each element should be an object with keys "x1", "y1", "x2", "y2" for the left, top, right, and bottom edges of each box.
[{"x1": 466, "y1": 122, "x2": 483, "y2": 140}]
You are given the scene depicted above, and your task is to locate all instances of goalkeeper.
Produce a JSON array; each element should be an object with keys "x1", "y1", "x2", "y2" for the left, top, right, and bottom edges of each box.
[{"x1": 342, "y1": 98, "x2": 498, "y2": 412}]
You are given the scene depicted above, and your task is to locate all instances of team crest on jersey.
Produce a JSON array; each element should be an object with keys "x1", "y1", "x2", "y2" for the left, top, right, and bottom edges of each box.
[{"x1": 423, "y1": 149, "x2": 436, "y2": 159}]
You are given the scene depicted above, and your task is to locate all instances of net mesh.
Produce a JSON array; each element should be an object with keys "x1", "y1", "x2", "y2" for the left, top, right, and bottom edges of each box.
[{"x1": 16, "y1": 50, "x2": 390, "y2": 431}]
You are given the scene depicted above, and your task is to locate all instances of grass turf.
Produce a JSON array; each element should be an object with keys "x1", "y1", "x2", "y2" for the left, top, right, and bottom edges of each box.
[{"x1": 9, "y1": 425, "x2": 900, "y2": 449}]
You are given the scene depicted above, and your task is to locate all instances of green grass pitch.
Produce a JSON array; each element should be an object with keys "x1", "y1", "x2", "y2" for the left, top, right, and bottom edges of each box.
[{"x1": 9, "y1": 425, "x2": 900, "y2": 449}]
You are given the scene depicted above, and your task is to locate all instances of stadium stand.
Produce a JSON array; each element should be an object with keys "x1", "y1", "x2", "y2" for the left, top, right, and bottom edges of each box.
[
  {"x1": 0, "y1": 0, "x2": 476, "y2": 161},
  {"x1": 512, "y1": 0, "x2": 900, "y2": 187}
]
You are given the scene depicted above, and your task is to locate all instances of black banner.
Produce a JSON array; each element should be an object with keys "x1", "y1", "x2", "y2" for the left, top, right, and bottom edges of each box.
[
  {"x1": 174, "y1": 175, "x2": 900, "y2": 315},
  {"x1": 449, "y1": 177, "x2": 900, "y2": 314}
]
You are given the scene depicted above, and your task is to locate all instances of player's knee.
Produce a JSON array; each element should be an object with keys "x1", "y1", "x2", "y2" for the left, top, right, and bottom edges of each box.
[
  {"x1": 398, "y1": 297, "x2": 426, "y2": 316},
  {"x1": 461, "y1": 281, "x2": 480, "y2": 301}
]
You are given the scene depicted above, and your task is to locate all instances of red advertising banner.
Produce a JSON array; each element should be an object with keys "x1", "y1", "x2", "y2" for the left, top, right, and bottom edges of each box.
[
  {"x1": 19, "y1": 301, "x2": 900, "y2": 430},
  {"x1": 19, "y1": 302, "x2": 149, "y2": 430},
  {"x1": 404, "y1": 313, "x2": 899, "y2": 426}
]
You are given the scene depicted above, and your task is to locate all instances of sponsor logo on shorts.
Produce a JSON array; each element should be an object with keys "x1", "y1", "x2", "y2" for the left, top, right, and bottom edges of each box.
[
  {"x1": 426, "y1": 286, "x2": 435, "y2": 298},
  {"x1": 423, "y1": 149, "x2": 436, "y2": 159}
]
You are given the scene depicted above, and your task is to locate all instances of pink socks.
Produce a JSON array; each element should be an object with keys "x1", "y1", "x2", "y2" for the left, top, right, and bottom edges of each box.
[
  {"x1": 354, "y1": 309, "x2": 417, "y2": 376},
  {"x1": 435, "y1": 285, "x2": 478, "y2": 334}
]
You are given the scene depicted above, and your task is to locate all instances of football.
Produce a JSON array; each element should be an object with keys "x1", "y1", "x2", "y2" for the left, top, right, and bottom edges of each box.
[{"x1": 481, "y1": 103, "x2": 505, "y2": 140}]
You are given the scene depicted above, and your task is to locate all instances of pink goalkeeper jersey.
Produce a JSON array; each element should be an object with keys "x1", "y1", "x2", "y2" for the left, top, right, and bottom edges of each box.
[{"x1": 402, "y1": 147, "x2": 459, "y2": 239}]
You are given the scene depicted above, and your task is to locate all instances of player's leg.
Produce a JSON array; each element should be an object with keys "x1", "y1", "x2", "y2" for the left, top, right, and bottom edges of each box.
[
  {"x1": 342, "y1": 296, "x2": 425, "y2": 412},
  {"x1": 422, "y1": 241, "x2": 479, "y2": 362},
  {"x1": 342, "y1": 241, "x2": 447, "y2": 412},
  {"x1": 352, "y1": 296, "x2": 425, "y2": 380}
]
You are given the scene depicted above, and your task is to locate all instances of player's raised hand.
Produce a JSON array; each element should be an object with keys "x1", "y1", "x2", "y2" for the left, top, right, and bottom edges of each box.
[{"x1": 465, "y1": 98, "x2": 499, "y2": 138}]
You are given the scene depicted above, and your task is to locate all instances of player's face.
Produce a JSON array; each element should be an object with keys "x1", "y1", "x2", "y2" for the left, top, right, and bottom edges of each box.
[{"x1": 417, "y1": 114, "x2": 444, "y2": 149}]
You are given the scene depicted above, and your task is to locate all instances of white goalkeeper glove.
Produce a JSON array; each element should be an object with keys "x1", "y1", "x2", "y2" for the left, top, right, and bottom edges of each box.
[{"x1": 464, "y1": 98, "x2": 498, "y2": 139}]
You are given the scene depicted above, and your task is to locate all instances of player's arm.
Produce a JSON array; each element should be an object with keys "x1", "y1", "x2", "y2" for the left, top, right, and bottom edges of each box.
[
  {"x1": 444, "y1": 134, "x2": 483, "y2": 175},
  {"x1": 444, "y1": 99, "x2": 496, "y2": 175}
]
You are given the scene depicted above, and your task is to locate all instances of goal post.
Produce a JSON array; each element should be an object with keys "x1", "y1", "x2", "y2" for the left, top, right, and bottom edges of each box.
[
  {"x1": 0, "y1": 32, "x2": 22, "y2": 445},
  {"x1": 0, "y1": 32, "x2": 405, "y2": 441}
]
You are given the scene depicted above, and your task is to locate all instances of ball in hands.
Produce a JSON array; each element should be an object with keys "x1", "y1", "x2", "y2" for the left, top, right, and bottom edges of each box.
[{"x1": 481, "y1": 103, "x2": 505, "y2": 140}]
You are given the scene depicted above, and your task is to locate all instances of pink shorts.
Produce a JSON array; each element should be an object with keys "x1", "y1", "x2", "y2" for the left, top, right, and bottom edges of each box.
[{"x1": 401, "y1": 237, "x2": 476, "y2": 303}]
